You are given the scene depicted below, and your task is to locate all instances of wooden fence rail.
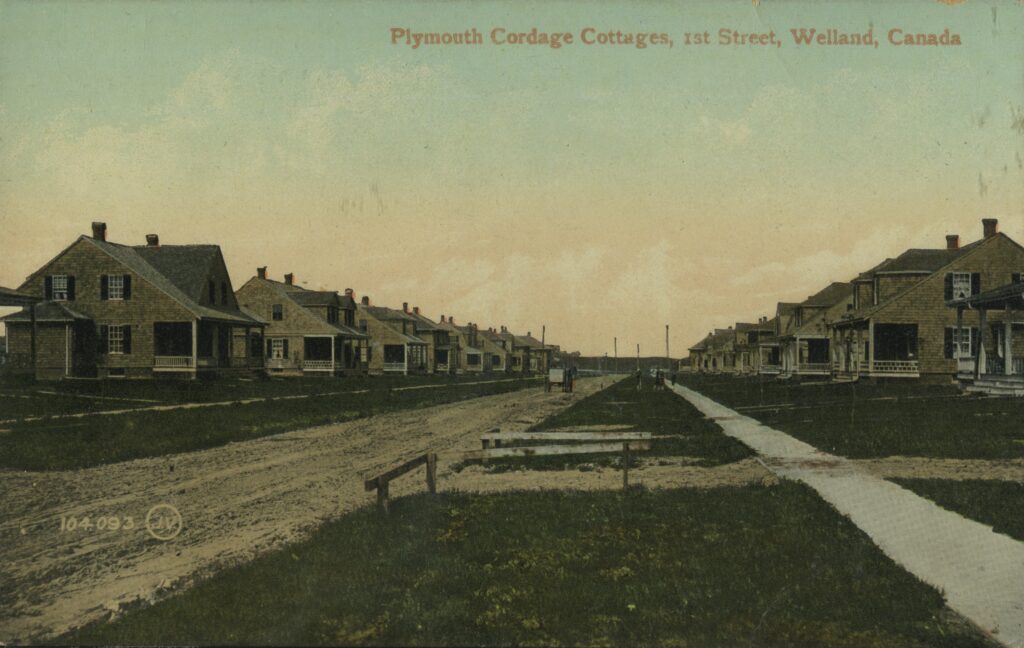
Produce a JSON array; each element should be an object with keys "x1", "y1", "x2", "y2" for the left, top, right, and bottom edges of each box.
[{"x1": 364, "y1": 452, "x2": 437, "y2": 513}]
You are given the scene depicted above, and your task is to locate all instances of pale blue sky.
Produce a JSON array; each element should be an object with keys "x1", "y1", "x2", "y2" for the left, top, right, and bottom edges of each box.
[{"x1": 1, "y1": 1, "x2": 1022, "y2": 354}]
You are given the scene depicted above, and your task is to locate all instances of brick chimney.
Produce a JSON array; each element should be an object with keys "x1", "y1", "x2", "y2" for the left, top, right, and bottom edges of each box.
[
  {"x1": 284, "y1": 273, "x2": 294, "y2": 286},
  {"x1": 257, "y1": 266, "x2": 267, "y2": 280},
  {"x1": 946, "y1": 234, "x2": 960, "y2": 250},
  {"x1": 413, "y1": 306, "x2": 420, "y2": 315},
  {"x1": 344, "y1": 288, "x2": 354, "y2": 296},
  {"x1": 145, "y1": 234, "x2": 159, "y2": 247},
  {"x1": 361, "y1": 295, "x2": 370, "y2": 306},
  {"x1": 403, "y1": 302, "x2": 409, "y2": 313},
  {"x1": 983, "y1": 218, "x2": 998, "y2": 238},
  {"x1": 91, "y1": 222, "x2": 107, "y2": 241},
  {"x1": 450, "y1": 316, "x2": 455, "y2": 324},
  {"x1": 440, "y1": 315, "x2": 446, "y2": 323}
]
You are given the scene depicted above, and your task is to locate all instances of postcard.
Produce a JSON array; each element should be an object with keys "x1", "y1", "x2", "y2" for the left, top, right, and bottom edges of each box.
[{"x1": 1, "y1": 0, "x2": 1022, "y2": 645}]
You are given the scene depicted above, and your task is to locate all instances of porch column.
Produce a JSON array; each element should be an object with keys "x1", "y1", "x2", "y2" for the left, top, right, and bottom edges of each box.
[
  {"x1": 192, "y1": 320, "x2": 198, "y2": 371},
  {"x1": 1005, "y1": 304, "x2": 1013, "y2": 376},
  {"x1": 30, "y1": 303, "x2": 37, "y2": 374},
  {"x1": 955, "y1": 307, "x2": 963, "y2": 362},
  {"x1": 331, "y1": 336, "x2": 336, "y2": 373},
  {"x1": 404, "y1": 344, "x2": 409, "y2": 376},
  {"x1": 867, "y1": 320, "x2": 875, "y2": 375},
  {"x1": 977, "y1": 308, "x2": 987, "y2": 378}
]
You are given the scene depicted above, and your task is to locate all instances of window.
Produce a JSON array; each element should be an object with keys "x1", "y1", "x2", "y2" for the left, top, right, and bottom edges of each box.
[
  {"x1": 359, "y1": 319, "x2": 368, "y2": 334},
  {"x1": 108, "y1": 275, "x2": 124, "y2": 300},
  {"x1": 951, "y1": 272, "x2": 972, "y2": 300},
  {"x1": 250, "y1": 333, "x2": 262, "y2": 358},
  {"x1": 51, "y1": 275, "x2": 69, "y2": 300},
  {"x1": 220, "y1": 282, "x2": 228, "y2": 305},
  {"x1": 208, "y1": 281, "x2": 216, "y2": 303},
  {"x1": 327, "y1": 307, "x2": 339, "y2": 324},
  {"x1": 108, "y1": 325, "x2": 131, "y2": 354},
  {"x1": 384, "y1": 345, "x2": 406, "y2": 364},
  {"x1": 272, "y1": 304, "x2": 283, "y2": 321},
  {"x1": 468, "y1": 353, "x2": 481, "y2": 366},
  {"x1": 436, "y1": 349, "x2": 449, "y2": 364},
  {"x1": 945, "y1": 327, "x2": 973, "y2": 359},
  {"x1": 491, "y1": 355, "x2": 502, "y2": 367},
  {"x1": 270, "y1": 338, "x2": 286, "y2": 359}
]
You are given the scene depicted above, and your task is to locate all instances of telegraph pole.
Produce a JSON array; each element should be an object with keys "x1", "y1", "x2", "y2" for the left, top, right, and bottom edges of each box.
[
  {"x1": 614, "y1": 337, "x2": 618, "y2": 374},
  {"x1": 636, "y1": 343, "x2": 640, "y2": 372},
  {"x1": 665, "y1": 324, "x2": 670, "y2": 371}
]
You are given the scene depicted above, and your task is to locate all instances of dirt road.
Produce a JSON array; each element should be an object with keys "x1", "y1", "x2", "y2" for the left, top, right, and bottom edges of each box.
[{"x1": 0, "y1": 378, "x2": 608, "y2": 643}]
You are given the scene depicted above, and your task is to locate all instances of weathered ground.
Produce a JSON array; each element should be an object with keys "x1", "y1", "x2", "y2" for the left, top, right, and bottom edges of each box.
[{"x1": 0, "y1": 379, "x2": 607, "y2": 643}]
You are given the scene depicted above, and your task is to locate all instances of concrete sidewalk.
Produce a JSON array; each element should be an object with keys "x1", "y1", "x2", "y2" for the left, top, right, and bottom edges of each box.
[{"x1": 670, "y1": 382, "x2": 1024, "y2": 648}]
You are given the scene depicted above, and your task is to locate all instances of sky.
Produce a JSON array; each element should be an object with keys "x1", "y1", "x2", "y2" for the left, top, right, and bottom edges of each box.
[{"x1": 1, "y1": 0, "x2": 1022, "y2": 356}]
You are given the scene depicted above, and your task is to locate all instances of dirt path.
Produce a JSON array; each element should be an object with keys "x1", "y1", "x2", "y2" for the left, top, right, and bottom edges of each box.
[
  {"x1": 670, "y1": 382, "x2": 1024, "y2": 648},
  {"x1": 0, "y1": 378, "x2": 608, "y2": 643}
]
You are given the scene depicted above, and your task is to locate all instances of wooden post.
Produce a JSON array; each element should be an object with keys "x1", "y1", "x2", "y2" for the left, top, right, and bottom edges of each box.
[
  {"x1": 29, "y1": 302, "x2": 37, "y2": 377},
  {"x1": 622, "y1": 442, "x2": 630, "y2": 490},
  {"x1": 426, "y1": 453, "x2": 437, "y2": 494},
  {"x1": 978, "y1": 308, "x2": 987, "y2": 378},
  {"x1": 377, "y1": 480, "x2": 390, "y2": 513},
  {"x1": 867, "y1": 320, "x2": 875, "y2": 377},
  {"x1": 1004, "y1": 305, "x2": 1013, "y2": 376},
  {"x1": 956, "y1": 306, "x2": 964, "y2": 368}
]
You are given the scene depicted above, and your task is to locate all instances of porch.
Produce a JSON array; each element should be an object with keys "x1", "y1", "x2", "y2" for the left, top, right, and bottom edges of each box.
[
  {"x1": 950, "y1": 283, "x2": 1024, "y2": 395},
  {"x1": 758, "y1": 343, "x2": 781, "y2": 375},
  {"x1": 833, "y1": 322, "x2": 920, "y2": 379},
  {"x1": 383, "y1": 342, "x2": 429, "y2": 375},
  {"x1": 153, "y1": 321, "x2": 261, "y2": 373}
]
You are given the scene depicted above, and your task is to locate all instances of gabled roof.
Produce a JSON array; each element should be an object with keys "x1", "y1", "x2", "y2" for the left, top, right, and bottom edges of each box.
[
  {"x1": 838, "y1": 233, "x2": 1013, "y2": 325},
  {"x1": 1, "y1": 301, "x2": 90, "y2": 323},
  {"x1": 688, "y1": 333, "x2": 713, "y2": 352},
  {"x1": 361, "y1": 304, "x2": 417, "y2": 322},
  {"x1": 514, "y1": 334, "x2": 548, "y2": 350},
  {"x1": 77, "y1": 237, "x2": 261, "y2": 326},
  {"x1": 240, "y1": 277, "x2": 365, "y2": 337},
  {"x1": 406, "y1": 311, "x2": 444, "y2": 333},
  {"x1": 802, "y1": 282, "x2": 853, "y2": 307}
]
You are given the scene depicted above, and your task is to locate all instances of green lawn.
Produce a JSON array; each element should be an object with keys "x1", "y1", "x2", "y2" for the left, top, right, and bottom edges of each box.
[
  {"x1": 0, "y1": 376, "x2": 542, "y2": 471},
  {"x1": 61, "y1": 485, "x2": 991, "y2": 647},
  {"x1": 892, "y1": 479, "x2": 1024, "y2": 543},
  {"x1": 678, "y1": 374, "x2": 1024, "y2": 459},
  {"x1": 455, "y1": 376, "x2": 753, "y2": 473}
]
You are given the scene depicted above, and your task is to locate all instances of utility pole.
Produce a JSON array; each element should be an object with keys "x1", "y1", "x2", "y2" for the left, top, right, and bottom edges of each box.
[
  {"x1": 614, "y1": 337, "x2": 618, "y2": 374},
  {"x1": 665, "y1": 324, "x2": 670, "y2": 371},
  {"x1": 636, "y1": 343, "x2": 640, "y2": 372}
]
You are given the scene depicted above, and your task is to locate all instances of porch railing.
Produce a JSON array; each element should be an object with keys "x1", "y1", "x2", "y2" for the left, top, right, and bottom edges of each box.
[
  {"x1": 303, "y1": 359, "x2": 335, "y2": 372},
  {"x1": 154, "y1": 356, "x2": 193, "y2": 369},
  {"x1": 382, "y1": 362, "x2": 406, "y2": 373},
  {"x1": 266, "y1": 357, "x2": 300, "y2": 370},
  {"x1": 871, "y1": 360, "x2": 919, "y2": 374},
  {"x1": 797, "y1": 362, "x2": 831, "y2": 373}
]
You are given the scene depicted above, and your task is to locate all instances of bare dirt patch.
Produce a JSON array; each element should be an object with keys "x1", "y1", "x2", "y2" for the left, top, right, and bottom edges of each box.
[
  {"x1": 854, "y1": 457, "x2": 1024, "y2": 481},
  {"x1": 0, "y1": 378, "x2": 607, "y2": 643}
]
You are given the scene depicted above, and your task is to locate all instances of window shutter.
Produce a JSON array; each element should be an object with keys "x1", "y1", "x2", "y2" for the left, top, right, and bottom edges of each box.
[
  {"x1": 67, "y1": 276, "x2": 76, "y2": 301},
  {"x1": 45, "y1": 276, "x2": 53, "y2": 299},
  {"x1": 97, "y1": 325, "x2": 109, "y2": 354},
  {"x1": 283, "y1": 339, "x2": 290, "y2": 358},
  {"x1": 266, "y1": 339, "x2": 272, "y2": 359},
  {"x1": 100, "y1": 275, "x2": 109, "y2": 300},
  {"x1": 943, "y1": 273, "x2": 953, "y2": 301},
  {"x1": 1013, "y1": 273, "x2": 1022, "y2": 285},
  {"x1": 123, "y1": 325, "x2": 132, "y2": 354},
  {"x1": 970, "y1": 328, "x2": 979, "y2": 356},
  {"x1": 971, "y1": 273, "x2": 981, "y2": 297},
  {"x1": 123, "y1": 275, "x2": 132, "y2": 300},
  {"x1": 943, "y1": 328, "x2": 953, "y2": 359}
]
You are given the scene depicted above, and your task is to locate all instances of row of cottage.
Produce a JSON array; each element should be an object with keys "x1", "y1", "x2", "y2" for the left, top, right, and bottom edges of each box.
[
  {"x1": 686, "y1": 218, "x2": 1024, "y2": 395},
  {"x1": 0, "y1": 223, "x2": 557, "y2": 380}
]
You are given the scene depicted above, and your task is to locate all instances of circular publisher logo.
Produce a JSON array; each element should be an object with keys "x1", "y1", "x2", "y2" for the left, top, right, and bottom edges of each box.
[{"x1": 145, "y1": 504, "x2": 183, "y2": 541}]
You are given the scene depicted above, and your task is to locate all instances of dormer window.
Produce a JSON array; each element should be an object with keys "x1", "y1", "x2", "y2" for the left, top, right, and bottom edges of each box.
[{"x1": 208, "y1": 280, "x2": 216, "y2": 303}]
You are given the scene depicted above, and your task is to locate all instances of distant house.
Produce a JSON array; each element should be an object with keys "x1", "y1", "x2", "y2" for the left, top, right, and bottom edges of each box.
[
  {"x1": 514, "y1": 332, "x2": 552, "y2": 374},
  {"x1": 1, "y1": 223, "x2": 264, "y2": 380},
  {"x1": 733, "y1": 319, "x2": 773, "y2": 374},
  {"x1": 777, "y1": 282, "x2": 854, "y2": 378},
  {"x1": 493, "y1": 326, "x2": 525, "y2": 372},
  {"x1": 707, "y1": 328, "x2": 737, "y2": 373},
  {"x1": 356, "y1": 296, "x2": 429, "y2": 375},
  {"x1": 479, "y1": 327, "x2": 511, "y2": 373},
  {"x1": 405, "y1": 306, "x2": 454, "y2": 374},
  {"x1": 755, "y1": 317, "x2": 782, "y2": 374},
  {"x1": 687, "y1": 333, "x2": 713, "y2": 372},
  {"x1": 832, "y1": 218, "x2": 1024, "y2": 380},
  {"x1": 234, "y1": 269, "x2": 367, "y2": 376}
]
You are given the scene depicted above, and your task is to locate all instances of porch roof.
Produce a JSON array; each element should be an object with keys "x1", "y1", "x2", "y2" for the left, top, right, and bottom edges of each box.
[
  {"x1": 0, "y1": 285, "x2": 43, "y2": 307},
  {"x1": 947, "y1": 282, "x2": 1024, "y2": 311},
  {"x1": 1, "y1": 301, "x2": 90, "y2": 323}
]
